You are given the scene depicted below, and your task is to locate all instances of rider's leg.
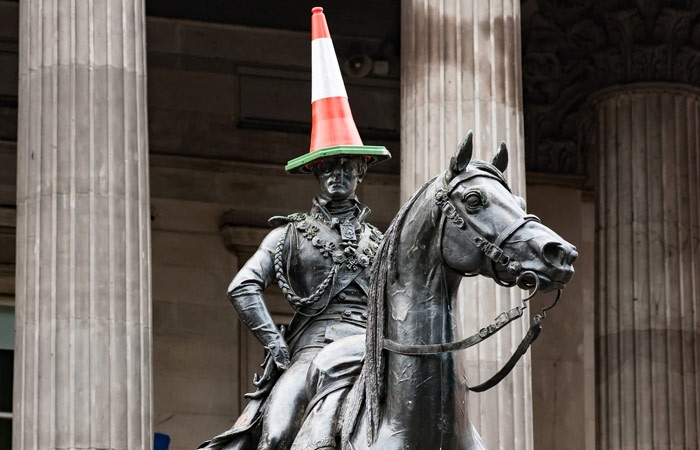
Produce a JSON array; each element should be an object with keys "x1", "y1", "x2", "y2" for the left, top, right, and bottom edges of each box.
[
  {"x1": 289, "y1": 388, "x2": 347, "y2": 450},
  {"x1": 290, "y1": 335, "x2": 366, "y2": 450},
  {"x1": 257, "y1": 351, "x2": 316, "y2": 450}
]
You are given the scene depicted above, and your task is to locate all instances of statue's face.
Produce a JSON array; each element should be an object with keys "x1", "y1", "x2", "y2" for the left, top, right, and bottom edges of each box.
[{"x1": 313, "y1": 157, "x2": 365, "y2": 201}]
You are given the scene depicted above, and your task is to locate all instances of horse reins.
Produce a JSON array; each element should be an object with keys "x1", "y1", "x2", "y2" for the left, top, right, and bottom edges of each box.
[{"x1": 383, "y1": 170, "x2": 563, "y2": 393}]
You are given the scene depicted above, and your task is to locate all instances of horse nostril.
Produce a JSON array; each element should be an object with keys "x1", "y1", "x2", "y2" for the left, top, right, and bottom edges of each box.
[
  {"x1": 543, "y1": 243, "x2": 567, "y2": 267},
  {"x1": 543, "y1": 243, "x2": 577, "y2": 268}
]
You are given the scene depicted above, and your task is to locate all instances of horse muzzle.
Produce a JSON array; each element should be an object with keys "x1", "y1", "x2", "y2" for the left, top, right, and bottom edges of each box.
[{"x1": 506, "y1": 227, "x2": 578, "y2": 292}]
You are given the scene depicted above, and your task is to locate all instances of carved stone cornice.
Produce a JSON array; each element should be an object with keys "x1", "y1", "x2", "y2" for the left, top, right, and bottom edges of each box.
[
  {"x1": 218, "y1": 209, "x2": 272, "y2": 262},
  {"x1": 522, "y1": 0, "x2": 700, "y2": 177}
]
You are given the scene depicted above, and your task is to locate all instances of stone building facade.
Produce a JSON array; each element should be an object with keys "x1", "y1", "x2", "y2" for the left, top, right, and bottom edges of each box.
[{"x1": 0, "y1": 1, "x2": 697, "y2": 449}]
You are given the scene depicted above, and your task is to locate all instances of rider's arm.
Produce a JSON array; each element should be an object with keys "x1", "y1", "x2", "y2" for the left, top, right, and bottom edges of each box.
[{"x1": 228, "y1": 226, "x2": 290, "y2": 370}]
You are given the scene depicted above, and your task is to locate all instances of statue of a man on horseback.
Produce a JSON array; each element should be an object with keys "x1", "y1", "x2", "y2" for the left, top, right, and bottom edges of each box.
[{"x1": 199, "y1": 7, "x2": 578, "y2": 450}]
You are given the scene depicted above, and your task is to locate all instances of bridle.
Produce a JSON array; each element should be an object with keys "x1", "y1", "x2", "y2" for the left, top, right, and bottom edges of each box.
[
  {"x1": 434, "y1": 170, "x2": 541, "y2": 288},
  {"x1": 383, "y1": 169, "x2": 563, "y2": 392}
]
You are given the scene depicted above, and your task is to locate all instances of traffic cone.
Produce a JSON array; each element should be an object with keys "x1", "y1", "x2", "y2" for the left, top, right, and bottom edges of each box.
[{"x1": 285, "y1": 6, "x2": 391, "y2": 174}]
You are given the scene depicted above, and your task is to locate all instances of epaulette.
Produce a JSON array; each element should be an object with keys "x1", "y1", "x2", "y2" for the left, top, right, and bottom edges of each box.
[
  {"x1": 268, "y1": 212, "x2": 308, "y2": 228},
  {"x1": 367, "y1": 223, "x2": 384, "y2": 242}
]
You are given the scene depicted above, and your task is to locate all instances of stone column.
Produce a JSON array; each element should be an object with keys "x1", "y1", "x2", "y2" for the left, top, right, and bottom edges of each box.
[
  {"x1": 593, "y1": 84, "x2": 700, "y2": 450},
  {"x1": 14, "y1": 1, "x2": 152, "y2": 449},
  {"x1": 401, "y1": 1, "x2": 531, "y2": 448}
]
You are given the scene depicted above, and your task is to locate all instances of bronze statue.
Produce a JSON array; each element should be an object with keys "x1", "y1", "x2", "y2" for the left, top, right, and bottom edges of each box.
[{"x1": 199, "y1": 7, "x2": 577, "y2": 450}]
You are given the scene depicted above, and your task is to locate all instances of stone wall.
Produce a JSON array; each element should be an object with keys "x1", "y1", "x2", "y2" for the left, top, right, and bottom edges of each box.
[
  {"x1": 145, "y1": 17, "x2": 400, "y2": 173},
  {"x1": 0, "y1": 1, "x2": 18, "y2": 303},
  {"x1": 0, "y1": 142, "x2": 15, "y2": 301},
  {"x1": 526, "y1": 182, "x2": 595, "y2": 450}
]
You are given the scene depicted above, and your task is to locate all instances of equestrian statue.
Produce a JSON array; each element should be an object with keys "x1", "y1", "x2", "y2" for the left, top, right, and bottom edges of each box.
[{"x1": 198, "y1": 7, "x2": 577, "y2": 450}]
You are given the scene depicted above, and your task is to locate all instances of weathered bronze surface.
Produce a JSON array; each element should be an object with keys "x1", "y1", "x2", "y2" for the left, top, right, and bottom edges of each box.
[{"x1": 199, "y1": 132, "x2": 577, "y2": 450}]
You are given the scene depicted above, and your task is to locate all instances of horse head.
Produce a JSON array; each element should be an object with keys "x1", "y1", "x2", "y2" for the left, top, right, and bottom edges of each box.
[{"x1": 439, "y1": 131, "x2": 577, "y2": 293}]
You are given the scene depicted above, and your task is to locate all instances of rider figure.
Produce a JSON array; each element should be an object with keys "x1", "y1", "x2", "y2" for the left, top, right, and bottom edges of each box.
[
  {"x1": 229, "y1": 155, "x2": 385, "y2": 449},
  {"x1": 199, "y1": 8, "x2": 391, "y2": 449}
]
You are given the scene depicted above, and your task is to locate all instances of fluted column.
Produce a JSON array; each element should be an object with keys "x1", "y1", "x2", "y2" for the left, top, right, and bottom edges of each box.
[
  {"x1": 401, "y1": 1, "x2": 531, "y2": 448},
  {"x1": 593, "y1": 84, "x2": 700, "y2": 450},
  {"x1": 14, "y1": 1, "x2": 152, "y2": 449}
]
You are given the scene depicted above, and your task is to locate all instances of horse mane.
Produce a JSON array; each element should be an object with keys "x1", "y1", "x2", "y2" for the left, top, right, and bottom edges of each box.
[{"x1": 341, "y1": 174, "x2": 439, "y2": 445}]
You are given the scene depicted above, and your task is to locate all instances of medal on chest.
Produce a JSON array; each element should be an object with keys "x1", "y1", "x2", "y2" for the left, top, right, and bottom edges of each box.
[
  {"x1": 295, "y1": 214, "x2": 381, "y2": 271},
  {"x1": 274, "y1": 213, "x2": 383, "y2": 309}
]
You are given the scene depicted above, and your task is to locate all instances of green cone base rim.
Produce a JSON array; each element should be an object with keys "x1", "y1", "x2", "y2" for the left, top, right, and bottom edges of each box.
[{"x1": 285, "y1": 145, "x2": 392, "y2": 174}]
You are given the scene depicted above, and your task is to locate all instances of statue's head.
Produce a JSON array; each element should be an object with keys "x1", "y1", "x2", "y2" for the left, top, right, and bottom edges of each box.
[{"x1": 312, "y1": 156, "x2": 367, "y2": 201}]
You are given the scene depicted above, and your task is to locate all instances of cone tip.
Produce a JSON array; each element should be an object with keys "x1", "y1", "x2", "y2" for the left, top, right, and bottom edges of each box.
[{"x1": 311, "y1": 7, "x2": 323, "y2": 15}]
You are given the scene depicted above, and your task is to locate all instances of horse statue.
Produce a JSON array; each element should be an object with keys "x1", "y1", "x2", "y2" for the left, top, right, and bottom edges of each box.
[{"x1": 204, "y1": 131, "x2": 577, "y2": 449}]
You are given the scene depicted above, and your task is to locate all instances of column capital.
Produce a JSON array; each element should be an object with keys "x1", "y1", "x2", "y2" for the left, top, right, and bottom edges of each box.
[
  {"x1": 589, "y1": 82, "x2": 700, "y2": 104},
  {"x1": 522, "y1": 2, "x2": 700, "y2": 178}
]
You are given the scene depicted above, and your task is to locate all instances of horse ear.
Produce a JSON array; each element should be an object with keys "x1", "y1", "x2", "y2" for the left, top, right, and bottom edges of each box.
[
  {"x1": 449, "y1": 130, "x2": 473, "y2": 178},
  {"x1": 492, "y1": 141, "x2": 508, "y2": 173}
]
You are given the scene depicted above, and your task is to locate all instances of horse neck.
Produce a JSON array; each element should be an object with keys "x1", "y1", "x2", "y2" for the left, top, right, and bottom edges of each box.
[
  {"x1": 389, "y1": 180, "x2": 462, "y2": 326},
  {"x1": 375, "y1": 182, "x2": 471, "y2": 445}
]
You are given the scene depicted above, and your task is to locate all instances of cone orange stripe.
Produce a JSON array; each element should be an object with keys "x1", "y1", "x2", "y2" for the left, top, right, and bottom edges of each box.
[
  {"x1": 311, "y1": 7, "x2": 330, "y2": 40},
  {"x1": 310, "y1": 96, "x2": 363, "y2": 151}
]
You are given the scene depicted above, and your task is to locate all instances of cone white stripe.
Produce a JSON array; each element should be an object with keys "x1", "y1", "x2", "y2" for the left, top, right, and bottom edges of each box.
[{"x1": 311, "y1": 37, "x2": 347, "y2": 103}]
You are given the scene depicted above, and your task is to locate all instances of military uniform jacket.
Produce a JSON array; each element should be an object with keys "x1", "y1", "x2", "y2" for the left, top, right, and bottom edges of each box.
[{"x1": 228, "y1": 196, "x2": 383, "y2": 355}]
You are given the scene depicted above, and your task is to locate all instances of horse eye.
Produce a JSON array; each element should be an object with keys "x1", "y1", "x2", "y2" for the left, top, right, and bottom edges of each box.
[{"x1": 465, "y1": 193, "x2": 483, "y2": 208}]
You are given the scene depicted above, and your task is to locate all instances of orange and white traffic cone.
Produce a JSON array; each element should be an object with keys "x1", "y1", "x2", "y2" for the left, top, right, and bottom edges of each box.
[{"x1": 285, "y1": 6, "x2": 391, "y2": 174}]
